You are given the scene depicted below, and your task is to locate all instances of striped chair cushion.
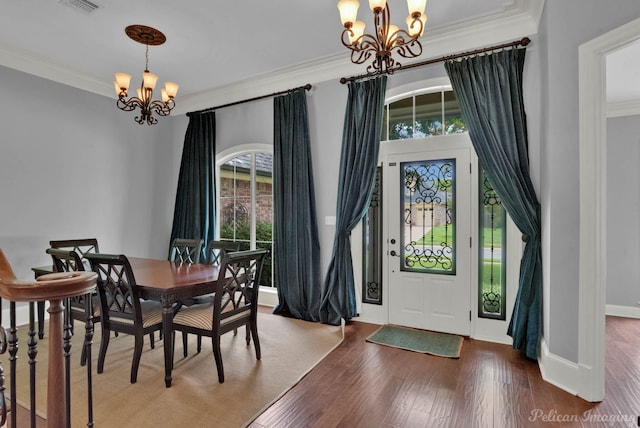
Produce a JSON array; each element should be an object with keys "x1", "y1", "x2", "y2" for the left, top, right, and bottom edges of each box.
[
  {"x1": 108, "y1": 300, "x2": 163, "y2": 328},
  {"x1": 173, "y1": 296, "x2": 246, "y2": 331}
]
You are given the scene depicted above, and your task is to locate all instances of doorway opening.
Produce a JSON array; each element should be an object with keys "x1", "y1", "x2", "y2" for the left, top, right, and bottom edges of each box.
[{"x1": 578, "y1": 16, "x2": 640, "y2": 402}]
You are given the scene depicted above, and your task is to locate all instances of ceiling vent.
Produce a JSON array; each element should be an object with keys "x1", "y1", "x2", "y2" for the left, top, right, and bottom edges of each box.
[{"x1": 59, "y1": 0, "x2": 101, "y2": 15}]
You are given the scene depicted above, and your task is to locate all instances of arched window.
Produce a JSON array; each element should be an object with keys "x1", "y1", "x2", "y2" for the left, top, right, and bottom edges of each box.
[
  {"x1": 382, "y1": 88, "x2": 467, "y2": 140},
  {"x1": 217, "y1": 146, "x2": 273, "y2": 287}
]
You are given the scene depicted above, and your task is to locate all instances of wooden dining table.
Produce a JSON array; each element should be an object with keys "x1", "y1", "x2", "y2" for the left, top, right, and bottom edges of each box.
[
  {"x1": 127, "y1": 257, "x2": 219, "y2": 387},
  {"x1": 33, "y1": 256, "x2": 219, "y2": 387}
]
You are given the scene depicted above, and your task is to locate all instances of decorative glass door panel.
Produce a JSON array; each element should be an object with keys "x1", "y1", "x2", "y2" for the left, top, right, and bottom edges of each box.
[
  {"x1": 401, "y1": 159, "x2": 455, "y2": 275},
  {"x1": 386, "y1": 141, "x2": 471, "y2": 336}
]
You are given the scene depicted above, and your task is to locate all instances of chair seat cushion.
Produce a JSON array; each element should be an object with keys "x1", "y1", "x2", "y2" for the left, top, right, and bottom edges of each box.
[
  {"x1": 109, "y1": 300, "x2": 163, "y2": 328},
  {"x1": 140, "y1": 300, "x2": 164, "y2": 327},
  {"x1": 173, "y1": 303, "x2": 214, "y2": 330},
  {"x1": 173, "y1": 296, "x2": 246, "y2": 331}
]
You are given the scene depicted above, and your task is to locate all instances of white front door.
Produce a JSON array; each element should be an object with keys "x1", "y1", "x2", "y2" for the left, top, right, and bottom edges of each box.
[{"x1": 385, "y1": 137, "x2": 472, "y2": 336}]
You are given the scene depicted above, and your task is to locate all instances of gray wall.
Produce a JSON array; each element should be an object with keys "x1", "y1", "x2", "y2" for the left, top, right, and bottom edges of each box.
[
  {"x1": 0, "y1": 65, "x2": 178, "y2": 282},
  {"x1": 4, "y1": 0, "x2": 640, "y2": 366},
  {"x1": 541, "y1": 1, "x2": 640, "y2": 361},
  {"x1": 607, "y1": 115, "x2": 640, "y2": 308}
]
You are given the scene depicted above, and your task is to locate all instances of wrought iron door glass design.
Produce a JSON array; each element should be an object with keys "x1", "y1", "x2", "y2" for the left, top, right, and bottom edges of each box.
[
  {"x1": 479, "y1": 171, "x2": 506, "y2": 319},
  {"x1": 362, "y1": 167, "x2": 383, "y2": 304},
  {"x1": 400, "y1": 159, "x2": 456, "y2": 274}
]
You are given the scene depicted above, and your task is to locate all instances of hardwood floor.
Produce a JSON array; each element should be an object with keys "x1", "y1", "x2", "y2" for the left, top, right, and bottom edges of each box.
[
  {"x1": 11, "y1": 315, "x2": 639, "y2": 427},
  {"x1": 249, "y1": 315, "x2": 640, "y2": 428}
]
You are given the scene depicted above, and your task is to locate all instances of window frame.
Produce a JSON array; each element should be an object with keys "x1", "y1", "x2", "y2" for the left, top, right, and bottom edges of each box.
[
  {"x1": 383, "y1": 83, "x2": 466, "y2": 140},
  {"x1": 216, "y1": 144, "x2": 274, "y2": 287}
]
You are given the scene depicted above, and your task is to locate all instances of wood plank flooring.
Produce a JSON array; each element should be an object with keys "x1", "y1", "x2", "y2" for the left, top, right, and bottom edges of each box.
[
  {"x1": 249, "y1": 315, "x2": 640, "y2": 428},
  {"x1": 11, "y1": 315, "x2": 640, "y2": 427}
]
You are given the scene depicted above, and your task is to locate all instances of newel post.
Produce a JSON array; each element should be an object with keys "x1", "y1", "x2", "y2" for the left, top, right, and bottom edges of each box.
[
  {"x1": 46, "y1": 298, "x2": 66, "y2": 428},
  {"x1": 0, "y1": 249, "x2": 97, "y2": 428}
]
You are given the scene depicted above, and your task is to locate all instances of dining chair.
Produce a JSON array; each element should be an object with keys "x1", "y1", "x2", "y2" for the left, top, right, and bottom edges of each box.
[
  {"x1": 169, "y1": 238, "x2": 204, "y2": 264},
  {"x1": 84, "y1": 253, "x2": 164, "y2": 384},
  {"x1": 186, "y1": 240, "x2": 243, "y2": 353},
  {"x1": 203, "y1": 240, "x2": 241, "y2": 266},
  {"x1": 50, "y1": 238, "x2": 100, "y2": 269},
  {"x1": 172, "y1": 248, "x2": 268, "y2": 383},
  {"x1": 169, "y1": 237, "x2": 205, "y2": 312},
  {"x1": 35, "y1": 239, "x2": 100, "y2": 339},
  {"x1": 46, "y1": 247, "x2": 100, "y2": 366},
  {"x1": 192, "y1": 240, "x2": 241, "y2": 305}
]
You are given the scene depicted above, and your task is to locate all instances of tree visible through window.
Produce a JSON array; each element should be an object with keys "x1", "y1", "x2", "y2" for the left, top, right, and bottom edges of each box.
[
  {"x1": 382, "y1": 89, "x2": 467, "y2": 140},
  {"x1": 218, "y1": 152, "x2": 273, "y2": 286}
]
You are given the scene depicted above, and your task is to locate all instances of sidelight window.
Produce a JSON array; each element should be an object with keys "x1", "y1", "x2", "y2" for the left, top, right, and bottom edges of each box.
[{"x1": 479, "y1": 170, "x2": 506, "y2": 319}]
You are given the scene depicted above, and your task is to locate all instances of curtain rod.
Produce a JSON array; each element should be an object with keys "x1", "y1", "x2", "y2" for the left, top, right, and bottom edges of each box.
[
  {"x1": 339, "y1": 37, "x2": 531, "y2": 84},
  {"x1": 187, "y1": 83, "x2": 312, "y2": 116}
]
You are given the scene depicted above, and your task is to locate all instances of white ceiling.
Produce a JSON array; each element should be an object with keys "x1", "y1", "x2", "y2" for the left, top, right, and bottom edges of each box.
[{"x1": 1, "y1": 0, "x2": 634, "y2": 113}]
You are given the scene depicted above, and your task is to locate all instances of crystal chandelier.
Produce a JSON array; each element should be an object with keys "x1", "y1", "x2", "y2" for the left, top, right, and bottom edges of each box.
[
  {"x1": 114, "y1": 25, "x2": 179, "y2": 125},
  {"x1": 337, "y1": 0, "x2": 427, "y2": 75}
]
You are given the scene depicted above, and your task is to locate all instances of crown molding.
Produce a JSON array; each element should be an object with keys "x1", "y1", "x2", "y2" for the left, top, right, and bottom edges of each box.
[
  {"x1": 172, "y1": 53, "x2": 361, "y2": 115},
  {"x1": 0, "y1": 43, "x2": 114, "y2": 98},
  {"x1": 175, "y1": 1, "x2": 544, "y2": 114},
  {"x1": 0, "y1": 0, "x2": 544, "y2": 115}
]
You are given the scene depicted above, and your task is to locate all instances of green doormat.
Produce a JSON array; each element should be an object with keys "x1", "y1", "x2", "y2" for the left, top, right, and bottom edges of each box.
[{"x1": 366, "y1": 325, "x2": 463, "y2": 358}]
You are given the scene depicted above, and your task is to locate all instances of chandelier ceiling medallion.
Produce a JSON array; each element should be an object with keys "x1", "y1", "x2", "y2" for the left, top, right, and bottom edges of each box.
[
  {"x1": 114, "y1": 25, "x2": 179, "y2": 125},
  {"x1": 337, "y1": 0, "x2": 427, "y2": 75}
]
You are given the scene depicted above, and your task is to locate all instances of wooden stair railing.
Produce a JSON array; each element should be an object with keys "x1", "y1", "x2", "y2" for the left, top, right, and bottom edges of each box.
[{"x1": 0, "y1": 249, "x2": 97, "y2": 428}]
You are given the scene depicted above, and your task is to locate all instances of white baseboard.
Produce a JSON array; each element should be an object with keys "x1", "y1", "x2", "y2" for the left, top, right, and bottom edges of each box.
[
  {"x1": 471, "y1": 334, "x2": 512, "y2": 345},
  {"x1": 355, "y1": 303, "x2": 386, "y2": 326},
  {"x1": 258, "y1": 287, "x2": 279, "y2": 308},
  {"x1": 605, "y1": 304, "x2": 640, "y2": 319},
  {"x1": 538, "y1": 337, "x2": 579, "y2": 396}
]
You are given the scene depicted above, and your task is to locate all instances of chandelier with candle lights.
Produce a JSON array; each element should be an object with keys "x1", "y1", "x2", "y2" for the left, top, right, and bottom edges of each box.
[
  {"x1": 114, "y1": 25, "x2": 179, "y2": 125},
  {"x1": 337, "y1": 0, "x2": 427, "y2": 75}
]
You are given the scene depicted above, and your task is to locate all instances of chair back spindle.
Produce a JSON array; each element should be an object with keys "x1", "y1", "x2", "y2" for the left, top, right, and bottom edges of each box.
[
  {"x1": 204, "y1": 240, "x2": 241, "y2": 266},
  {"x1": 169, "y1": 238, "x2": 204, "y2": 264}
]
